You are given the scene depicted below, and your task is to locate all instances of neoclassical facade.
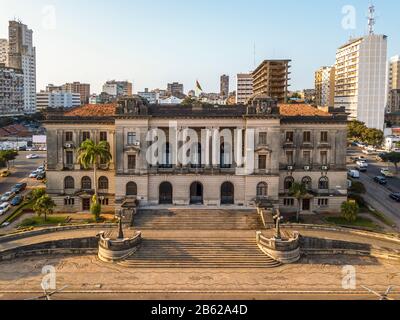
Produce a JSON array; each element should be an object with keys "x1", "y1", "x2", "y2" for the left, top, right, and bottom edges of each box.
[{"x1": 44, "y1": 96, "x2": 348, "y2": 214}]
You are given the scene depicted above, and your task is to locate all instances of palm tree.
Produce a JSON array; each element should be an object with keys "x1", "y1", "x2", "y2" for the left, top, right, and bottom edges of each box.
[
  {"x1": 289, "y1": 182, "x2": 308, "y2": 223},
  {"x1": 77, "y1": 139, "x2": 112, "y2": 198},
  {"x1": 33, "y1": 195, "x2": 56, "y2": 222}
]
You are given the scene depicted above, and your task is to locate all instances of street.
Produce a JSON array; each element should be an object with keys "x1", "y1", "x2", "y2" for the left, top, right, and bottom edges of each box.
[
  {"x1": 347, "y1": 147, "x2": 400, "y2": 229},
  {"x1": 0, "y1": 151, "x2": 46, "y2": 225}
]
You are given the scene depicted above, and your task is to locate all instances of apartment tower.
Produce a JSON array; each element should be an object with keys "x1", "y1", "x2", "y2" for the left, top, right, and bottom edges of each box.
[
  {"x1": 236, "y1": 73, "x2": 253, "y2": 104},
  {"x1": 8, "y1": 20, "x2": 36, "y2": 114},
  {"x1": 252, "y1": 60, "x2": 291, "y2": 103},
  {"x1": 315, "y1": 66, "x2": 335, "y2": 107}
]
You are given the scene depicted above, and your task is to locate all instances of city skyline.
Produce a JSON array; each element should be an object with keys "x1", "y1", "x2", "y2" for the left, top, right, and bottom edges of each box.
[{"x1": 0, "y1": 0, "x2": 399, "y2": 94}]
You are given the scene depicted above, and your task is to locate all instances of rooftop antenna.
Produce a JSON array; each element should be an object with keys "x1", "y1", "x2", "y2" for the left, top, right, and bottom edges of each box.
[{"x1": 367, "y1": 4, "x2": 376, "y2": 35}]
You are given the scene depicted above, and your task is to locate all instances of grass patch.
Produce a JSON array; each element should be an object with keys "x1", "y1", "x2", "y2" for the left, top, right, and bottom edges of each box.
[
  {"x1": 325, "y1": 216, "x2": 381, "y2": 230},
  {"x1": 18, "y1": 216, "x2": 68, "y2": 228},
  {"x1": 2, "y1": 200, "x2": 34, "y2": 224}
]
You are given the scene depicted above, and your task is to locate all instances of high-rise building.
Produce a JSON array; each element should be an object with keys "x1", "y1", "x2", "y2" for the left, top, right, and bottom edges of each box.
[
  {"x1": 334, "y1": 6, "x2": 387, "y2": 129},
  {"x1": 37, "y1": 90, "x2": 81, "y2": 111},
  {"x1": 220, "y1": 74, "x2": 229, "y2": 99},
  {"x1": 167, "y1": 82, "x2": 184, "y2": 97},
  {"x1": 387, "y1": 56, "x2": 400, "y2": 113},
  {"x1": 8, "y1": 20, "x2": 36, "y2": 114},
  {"x1": 62, "y1": 82, "x2": 91, "y2": 104},
  {"x1": 0, "y1": 39, "x2": 8, "y2": 65},
  {"x1": 0, "y1": 63, "x2": 24, "y2": 117},
  {"x1": 388, "y1": 55, "x2": 400, "y2": 90},
  {"x1": 315, "y1": 66, "x2": 335, "y2": 107},
  {"x1": 102, "y1": 80, "x2": 132, "y2": 97},
  {"x1": 334, "y1": 35, "x2": 387, "y2": 129},
  {"x1": 236, "y1": 73, "x2": 253, "y2": 104},
  {"x1": 252, "y1": 60, "x2": 291, "y2": 103}
]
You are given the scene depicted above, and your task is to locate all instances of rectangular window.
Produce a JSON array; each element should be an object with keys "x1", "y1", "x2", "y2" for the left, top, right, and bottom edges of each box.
[
  {"x1": 82, "y1": 131, "x2": 90, "y2": 141},
  {"x1": 286, "y1": 151, "x2": 294, "y2": 165},
  {"x1": 128, "y1": 155, "x2": 136, "y2": 170},
  {"x1": 127, "y1": 132, "x2": 136, "y2": 145},
  {"x1": 66, "y1": 151, "x2": 74, "y2": 166},
  {"x1": 285, "y1": 131, "x2": 294, "y2": 143},
  {"x1": 65, "y1": 131, "x2": 73, "y2": 142},
  {"x1": 318, "y1": 199, "x2": 329, "y2": 207},
  {"x1": 321, "y1": 151, "x2": 328, "y2": 165},
  {"x1": 258, "y1": 155, "x2": 267, "y2": 170},
  {"x1": 321, "y1": 131, "x2": 328, "y2": 143},
  {"x1": 259, "y1": 132, "x2": 267, "y2": 145},
  {"x1": 303, "y1": 131, "x2": 311, "y2": 143},
  {"x1": 100, "y1": 131, "x2": 107, "y2": 142},
  {"x1": 284, "y1": 198, "x2": 295, "y2": 207},
  {"x1": 303, "y1": 151, "x2": 311, "y2": 165}
]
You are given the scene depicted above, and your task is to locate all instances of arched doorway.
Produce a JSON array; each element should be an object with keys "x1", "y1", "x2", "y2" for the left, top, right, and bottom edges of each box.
[
  {"x1": 221, "y1": 182, "x2": 234, "y2": 205},
  {"x1": 190, "y1": 182, "x2": 203, "y2": 205},
  {"x1": 159, "y1": 182, "x2": 173, "y2": 204}
]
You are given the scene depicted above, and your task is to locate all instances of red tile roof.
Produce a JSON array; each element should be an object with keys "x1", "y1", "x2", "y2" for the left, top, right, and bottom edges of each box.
[
  {"x1": 64, "y1": 104, "x2": 117, "y2": 117},
  {"x1": 279, "y1": 104, "x2": 331, "y2": 117}
]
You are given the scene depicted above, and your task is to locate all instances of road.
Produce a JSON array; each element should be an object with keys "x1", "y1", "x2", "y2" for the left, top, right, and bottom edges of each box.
[
  {"x1": 347, "y1": 147, "x2": 400, "y2": 229},
  {"x1": 0, "y1": 151, "x2": 46, "y2": 225}
]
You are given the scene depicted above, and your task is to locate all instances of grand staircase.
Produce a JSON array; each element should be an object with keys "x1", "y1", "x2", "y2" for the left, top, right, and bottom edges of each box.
[
  {"x1": 118, "y1": 236, "x2": 281, "y2": 268},
  {"x1": 133, "y1": 208, "x2": 264, "y2": 230}
]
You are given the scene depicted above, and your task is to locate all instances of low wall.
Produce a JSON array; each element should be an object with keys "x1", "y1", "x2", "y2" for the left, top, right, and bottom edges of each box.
[
  {"x1": 0, "y1": 224, "x2": 117, "y2": 244},
  {"x1": 0, "y1": 237, "x2": 99, "y2": 262}
]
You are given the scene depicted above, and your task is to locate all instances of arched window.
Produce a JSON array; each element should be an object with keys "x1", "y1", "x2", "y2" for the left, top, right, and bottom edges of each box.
[
  {"x1": 257, "y1": 182, "x2": 268, "y2": 197},
  {"x1": 161, "y1": 143, "x2": 172, "y2": 168},
  {"x1": 126, "y1": 182, "x2": 138, "y2": 196},
  {"x1": 220, "y1": 142, "x2": 232, "y2": 168},
  {"x1": 191, "y1": 143, "x2": 202, "y2": 168},
  {"x1": 64, "y1": 176, "x2": 75, "y2": 189},
  {"x1": 98, "y1": 176, "x2": 109, "y2": 190},
  {"x1": 284, "y1": 176, "x2": 295, "y2": 190},
  {"x1": 301, "y1": 177, "x2": 312, "y2": 190},
  {"x1": 221, "y1": 182, "x2": 235, "y2": 205},
  {"x1": 81, "y1": 176, "x2": 92, "y2": 190},
  {"x1": 319, "y1": 177, "x2": 329, "y2": 190}
]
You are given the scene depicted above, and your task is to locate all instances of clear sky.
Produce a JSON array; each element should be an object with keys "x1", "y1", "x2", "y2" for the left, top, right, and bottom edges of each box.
[{"x1": 0, "y1": 0, "x2": 399, "y2": 94}]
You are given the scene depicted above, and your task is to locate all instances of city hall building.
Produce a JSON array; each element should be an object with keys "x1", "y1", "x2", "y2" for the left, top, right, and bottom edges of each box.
[{"x1": 44, "y1": 96, "x2": 348, "y2": 215}]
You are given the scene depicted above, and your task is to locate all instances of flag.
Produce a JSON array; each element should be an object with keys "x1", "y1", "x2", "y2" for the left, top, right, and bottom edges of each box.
[{"x1": 196, "y1": 80, "x2": 203, "y2": 92}]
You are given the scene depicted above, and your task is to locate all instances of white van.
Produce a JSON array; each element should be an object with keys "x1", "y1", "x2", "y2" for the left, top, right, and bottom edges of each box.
[{"x1": 348, "y1": 170, "x2": 360, "y2": 179}]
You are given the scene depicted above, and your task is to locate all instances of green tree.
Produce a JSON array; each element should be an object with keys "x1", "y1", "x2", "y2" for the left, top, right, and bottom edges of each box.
[
  {"x1": 348, "y1": 120, "x2": 367, "y2": 140},
  {"x1": 289, "y1": 182, "x2": 308, "y2": 223},
  {"x1": 33, "y1": 195, "x2": 56, "y2": 222},
  {"x1": 364, "y1": 128, "x2": 384, "y2": 147},
  {"x1": 341, "y1": 201, "x2": 359, "y2": 222},
  {"x1": 90, "y1": 195, "x2": 102, "y2": 222},
  {"x1": 77, "y1": 139, "x2": 112, "y2": 198},
  {"x1": 0, "y1": 150, "x2": 18, "y2": 169},
  {"x1": 349, "y1": 181, "x2": 366, "y2": 195},
  {"x1": 31, "y1": 188, "x2": 46, "y2": 201},
  {"x1": 381, "y1": 152, "x2": 400, "y2": 172}
]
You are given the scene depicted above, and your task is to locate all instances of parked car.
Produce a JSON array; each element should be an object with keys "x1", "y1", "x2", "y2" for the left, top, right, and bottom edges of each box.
[
  {"x1": 373, "y1": 176, "x2": 388, "y2": 185},
  {"x1": 356, "y1": 160, "x2": 368, "y2": 168},
  {"x1": 11, "y1": 183, "x2": 27, "y2": 194},
  {"x1": 26, "y1": 154, "x2": 40, "y2": 159},
  {"x1": 29, "y1": 171, "x2": 39, "y2": 178},
  {"x1": 389, "y1": 193, "x2": 400, "y2": 202},
  {"x1": 36, "y1": 172, "x2": 46, "y2": 180},
  {"x1": 37, "y1": 165, "x2": 45, "y2": 171},
  {"x1": 348, "y1": 170, "x2": 360, "y2": 179},
  {"x1": 0, "y1": 202, "x2": 10, "y2": 215},
  {"x1": 356, "y1": 166, "x2": 367, "y2": 173},
  {"x1": 0, "y1": 192, "x2": 15, "y2": 203},
  {"x1": 10, "y1": 195, "x2": 23, "y2": 206},
  {"x1": 381, "y1": 169, "x2": 395, "y2": 178},
  {"x1": 0, "y1": 170, "x2": 11, "y2": 177}
]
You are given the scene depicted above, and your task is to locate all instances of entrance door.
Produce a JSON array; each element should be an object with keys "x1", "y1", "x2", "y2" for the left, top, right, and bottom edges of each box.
[
  {"x1": 221, "y1": 182, "x2": 234, "y2": 205},
  {"x1": 82, "y1": 198, "x2": 91, "y2": 211},
  {"x1": 302, "y1": 199, "x2": 311, "y2": 211},
  {"x1": 159, "y1": 182, "x2": 173, "y2": 204},
  {"x1": 190, "y1": 182, "x2": 203, "y2": 205}
]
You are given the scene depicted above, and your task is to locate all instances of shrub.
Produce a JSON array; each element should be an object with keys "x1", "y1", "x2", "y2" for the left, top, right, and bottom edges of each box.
[{"x1": 341, "y1": 201, "x2": 360, "y2": 222}]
